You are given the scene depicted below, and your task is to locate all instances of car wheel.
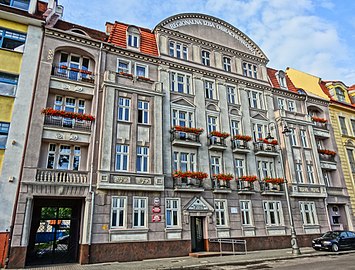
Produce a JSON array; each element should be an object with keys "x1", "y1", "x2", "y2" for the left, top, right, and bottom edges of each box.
[{"x1": 331, "y1": 243, "x2": 339, "y2": 252}]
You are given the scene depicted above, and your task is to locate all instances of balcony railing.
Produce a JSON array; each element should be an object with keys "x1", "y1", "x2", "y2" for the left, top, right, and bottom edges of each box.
[
  {"x1": 313, "y1": 121, "x2": 328, "y2": 130},
  {"x1": 236, "y1": 180, "x2": 256, "y2": 193},
  {"x1": 232, "y1": 139, "x2": 249, "y2": 150},
  {"x1": 171, "y1": 130, "x2": 200, "y2": 143},
  {"x1": 44, "y1": 115, "x2": 92, "y2": 131},
  {"x1": 254, "y1": 142, "x2": 278, "y2": 155},
  {"x1": 173, "y1": 177, "x2": 203, "y2": 190},
  {"x1": 36, "y1": 169, "x2": 88, "y2": 184},
  {"x1": 209, "y1": 136, "x2": 227, "y2": 147},
  {"x1": 260, "y1": 181, "x2": 284, "y2": 194},
  {"x1": 212, "y1": 178, "x2": 231, "y2": 189},
  {"x1": 52, "y1": 66, "x2": 95, "y2": 84},
  {"x1": 319, "y1": 154, "x2": 336, "y2": 163}
]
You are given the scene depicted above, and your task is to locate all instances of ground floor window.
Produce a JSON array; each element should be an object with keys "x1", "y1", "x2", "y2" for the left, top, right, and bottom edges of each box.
[
  {"x1": 215, "y1": 199, "x2": 228, "y2": 226},
  {"x1": 240, "y1": 200, "x2": 253, "y2": 226},
  {"x1": 263, "y1": 201, "x2": 283, "y2": 226},
  {"x1": 300, "y1": 201, "x2": 318, "y2": 225},
  {"x1": 166, "y1": 198, "x2": 180, "y2": 228}
]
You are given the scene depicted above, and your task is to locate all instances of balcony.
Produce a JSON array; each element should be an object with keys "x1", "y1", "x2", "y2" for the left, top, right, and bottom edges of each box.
[
  {"x1": 231, "y1": 139, "x2": 250, "y2": 154},
  {"x1": 171, "y1": 127, "x2": 202, "y2": 148},
  {"x1": 254, "y1": 142, "x2": 279, "y2": 157},
  {"x1": 312, "y1": 118, "x2": 330, "y2": 138},
  {"x1": 236, "y1": 180, "x2": 257, "y2": 194},
  {"x1": 173, "y1": 177, "x2": 204, "y2": 192},
  {"x1": 208, "y1": 137, "x2": 227, "y2": 151},
  {"x1": 318, "y1": 151, "x2": 337, "y2": 170},
  {"x1": 260, "y1": 181, "x2": 284, "y2": 196},
  {"x1": 212, "y1": 178, "x2": 232, "y2": 193},
  {"x1": 43, "y1": 115, "x2": 92, "y2": 131},
  {"x1": 52, "y1": 66, "x2": 95, "y2": 84},
  {"x1": 290, "y1": 183, "x2": 327, "y2": 198},
  {"x1": 36, "y1": 169, "x2": 89, "y2": 185}
]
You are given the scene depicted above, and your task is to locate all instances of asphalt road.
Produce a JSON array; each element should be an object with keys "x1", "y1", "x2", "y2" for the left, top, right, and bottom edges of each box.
[{"x1": 207, "y1": 253, "x2": 355, "y2": 270}]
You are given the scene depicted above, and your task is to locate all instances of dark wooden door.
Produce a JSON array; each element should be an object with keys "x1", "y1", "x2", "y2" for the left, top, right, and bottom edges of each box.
[{"x1": 191, "y1": 217, "x2": 205, "y2": 252}]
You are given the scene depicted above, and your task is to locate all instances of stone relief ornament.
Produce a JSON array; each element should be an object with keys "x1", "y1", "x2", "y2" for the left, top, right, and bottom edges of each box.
[
  {"x1": 112, "y1": 176, "x2": 130, "y2": 184},
  {"x1": 56, "y1": 133, "x2": 64, "y2": 139},
  {"x1": 47, "y1": 49, "x2": 54, "y2": 60}
]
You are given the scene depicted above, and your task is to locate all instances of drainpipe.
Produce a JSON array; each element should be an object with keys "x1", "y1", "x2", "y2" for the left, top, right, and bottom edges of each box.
[
  {"x1": 87, "y1": 41, "x2": 103, "y2": 263},
  {"x1": 4, "y1": 24, "x2": 46, "y2": 268}
]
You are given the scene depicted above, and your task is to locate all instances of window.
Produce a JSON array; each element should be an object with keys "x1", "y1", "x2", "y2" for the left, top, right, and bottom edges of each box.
[
  {"x1": 111, "y1": 197, "x2": 126, "y2": 228},
  {"x1": 58, "y1": 53, "x2": 90, "y2": 81},
  {"x1": 173, "y1": 151, "x2": 196, "y2": 172},
  {"x1": 287, "y1": 100, "x2": 295, "y2": 112},
  {"x1": 252, "y1": 123, "x2": 266, "y2": 141},
  {"x1": 53, "y1": 96, "x2": 86, "y2": 122},
  {"x1": 117, "y1": 59, "x2": 131, "y2": 74},
  {"x1": 0, "y1": 72, "x2": 18, "y2": 96},
  {"x1": 230, "y1": 120, "x2": 240, "y2": 137},
  {"x1": 223, "y1": 57, "x2": 231, "y2": 72},
  {"x1": 204, "y1": 80, "x2": 216, "y2": 99},
  {"x1": 347, "y1": 149, "x2": 355, "y2": 173},
  {"x1": 211, "y1": 156, "x2": 221, "y2": 175},
  {"x1": 0, "y1": 28, "x2": 26, "y2": 51},
  {"x1": 248, "y1": 90, "x2": 264, "y2": 109},
  {"x1": 296, "y1": 163, "x2": 304, "y2": 183},
  {"x1": 277, "y1": 71, "x2": 287, "y2": 88},
  {"x1": 201, "y1": 50, "x2": 210, "y2": 66},
  {"x1": 335, "y1": 87, "x2": 345, "y2": 102},
  {"x1": 207, "y1": 116, "x2": 218, "y2": 133},
  {"x1": 127, "y1": 26, "x2": 140, "y2": 48},
  {"x1": 351, "y1": 119, "x2": 355, "y2": 136},
  {"x1": 289, "y1": 128, "x2": 297, "y2": 146},
  {"x1": 135, "y1": 63, "x2": 148, "y2": 77},
  {"x1": 240, "y1": 200, "x2": 253, "y2": 226},
  {"x1": 138, "y1": 100, "x2": 149, "y2": 124},
  {"x1": 300, "y1": 202, "x2": 318, "y2": 225},
  {"x1": 133, "y1": 197, "x2": 147, "y2": 227},
  {"x1": 227, "y1": 86, "x2": 236, "y2": 104},
  {"x1": 166, "y1": 198, "x2": 180, "y2": 228},
  {"x1": 242, "y1": 62, "x2": 257, "y2": 78},
  {"x1": 277, "y1": 98, "x2": 285, "y2": 110},
  {"x1": 0, "y1": 0, "x2": 30, "y2": 10},
  {"x1": 215, "y1": 200, "x2": 228, "y2": 226},
  {"x1": 172, "y1": 109, "x2": 194, "y2": 127},
  {"x1": 339, "y1": 116, "x2": 348, "y2": 135},
  {"x1": 46, "y1": 144, "x2": 81, "y2": 170},
  {"x1": 136, "y1": 146, "x2": 149, "y2": 173},
  {"x1": 306, "y1": 163, "x2": 315, "y2": 184},
  {"x1": 263, "y1": 201, "x2": 283, "y2": 226},
  {"x1": 0, "y1": 122, "x2": 10, "y2": 149},
  {"x1": 235, "y1": 158, "x2": 245, "y2": 178},
  {"x1": 118, "y1": 97, "x2": 130, "y2": 121},
  {"x1": 257, "y1": 160, "x2": 274, "y2": 179},
  {"x1": 115, "y1": 144, "x2": 129, "y2": 171},
  {"x1": 300, "y1": 129, "x2": 308, "y2": 147},
  {"x1": 323, "y1": 171, "x2": 331, "y2": 187},
  {"x1": 170, "y1": 72, "x2": 191, "y2": 94},
  {"x1": 169, "y1": 41, "x2": 188, "y2": 60}
]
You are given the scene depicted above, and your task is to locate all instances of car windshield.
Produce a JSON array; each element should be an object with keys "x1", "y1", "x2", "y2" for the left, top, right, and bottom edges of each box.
[{"x1": 323, "y1": 231, "x2": 340, "y2": 238}]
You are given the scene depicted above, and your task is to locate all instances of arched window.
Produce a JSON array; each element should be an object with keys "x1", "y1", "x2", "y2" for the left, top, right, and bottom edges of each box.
[
  {"x1": 335, "y1": 87, "x2": 345, "y2": 102},
  {"x1": 127, "y1": 26, "x2": 140, "y2": 48},
  {"x1": 276, "y1": 70, "x2": 287, "y2": 89}
]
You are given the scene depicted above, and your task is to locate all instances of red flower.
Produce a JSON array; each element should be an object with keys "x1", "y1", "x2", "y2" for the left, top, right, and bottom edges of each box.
[
  {"x1": 258, "y1": 138, "x2": 278, "y2": 145},
  {"x1": 173, "y1": 171, "x2": 208, "y2": 180},
  {"x1": 173, "y1": 126, "x2": 204, "y2": 135},
  {"x1": 41, "y1": 108, "x2": 95, "y2": 122},
  {"x1": 137, "y1": 76, "x2": 152, "y2": 82},
  {"x1": 213, "y1": 173, "x2": 234, "y2": 181},
  {"x1": 233, "y1": 135, "x2": 252, "y2": 141},
  {"x1": 210, "y1": 131, "x2": 230, "y2": 138},
  {"x1": 238, "y1": 175, "x2": 258, "y2": 182},
  {"x1": 318, "y1": 149, "x2": 336, "y2": 156},
  {"x1": 119, "y1": 71, "x2": 133, "y2": 78},
  {"x1": 60, "y1": 65, "x2": 68, "y2": 69},
  {"x1": 312, "y1": 116, "x2": 328, "y2": 123},
  {"x1": 264, "y1": 177, "x2": 284, "y2": 184}
]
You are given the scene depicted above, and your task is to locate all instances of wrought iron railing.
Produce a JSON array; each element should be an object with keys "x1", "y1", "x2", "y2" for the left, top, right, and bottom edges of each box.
[
  {"x1": 231, "y1": 139, "x2": 249, "y2": 150},
  {"x1": 209, "y1": 136, "x2": 227, "y2": 147},
  {"x1": 36, "y1": 169, "x2": 88, "y2": 184},
  {"x1": 173, "y1": 177, "x2": 203, "y2": 188},
  {"x1": 313, "y1": 121, "x2": 328, "y2": 130},
  {"x1": 212, "y1": 178, "x2": 231, "y2": 189},
  {"x1": 319, "y1": 154, "x2": 336, "y2": 162},
  {"x1": 260, "y1": 181, "x2": 284, "y2": 192},
  {"x1": 171, "y1": 130, "x2": 201, "y2": 143},
  {"x1": 254, "y1": 142, "x2": 278, "y2": 153},
  {"x1": 44, "y1": 115, "x2": 92, "y2": 131},
  {"x1": 236, "y1": 180, "x2": 256, "y2": 192},
  {"x1": 52, "y1": 65, "x2": 95, "y2": 84}
]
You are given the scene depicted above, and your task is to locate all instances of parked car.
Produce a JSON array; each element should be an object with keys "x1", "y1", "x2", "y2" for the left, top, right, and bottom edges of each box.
[{"x1": 312, "y1": 230, "x2": 355, "y2": 252}]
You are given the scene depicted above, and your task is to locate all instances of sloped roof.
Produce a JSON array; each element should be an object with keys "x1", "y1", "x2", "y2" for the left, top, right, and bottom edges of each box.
[
  {"x1": 53, "y1": 20, "x2": 107, "y2": 41},
  {"x1": 267, "y1": 67, "x2": 298, "y2": 93},
  {"x1": 107, "y1": 21, "x2": 158, "y2": 57}
]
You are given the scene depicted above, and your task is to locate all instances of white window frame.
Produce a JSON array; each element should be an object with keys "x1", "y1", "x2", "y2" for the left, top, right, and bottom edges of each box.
[
  {"x1": 223, "y1": 56, "x2": 231, "y2": 72},
  {"x1": 306, "y1": 163, "x2": 315, "y2": 184},
  {"x1": 118, "y1": 97, "x2": 131, "y2": 121},
  {"x1": 335, "y1": 87, "x2": 345, "y2": 102},
  {"x1": 170, "y1": 71, "x2": 192, "y2": 94},
  {"x1": 211, "y1": 155, "x2": 221, "y2": 175},
  {"x1": 166, "y1": 198, "x2": 181, "y2": 228},
  {"x1": 242, "y1": 62, "x2": 257, "y2": 79},
  {"x1": 117, "y1": 58, "x2": 131, "y2": 74},
  {"x1": 127, "y1": 28, "x2": 140, "y2": 48},
  {"x1": 169, "y1": 40, "x2": 188, "y2": 60},
  {"x1": 171, "y1": 107, "x2": 194, "y2": 128},
  {"x1": 133, "y1": 197, "x2": 148, "y2": 228},
  {"x1": 111, "y1": 196, "x2": 127, "y2": 228},
  {"x1": 204, "y1": 80, "x2": 216, "y2": 99},
  {"x1": 263, "y1": 201, "x2": 284, "y2": 226},
  {"x1": 136, "y1": 146, "x2": 149, "y2": 173},
  {"x1": 46, "y1": 144, "x2": 81, "y2": 171},
  {"x1": 138, "y1": 100, "x2": 149, "y2": 124},
  {"x1": 296, "y1": 162, "x2": 304, "y2": 183},
  {"x1": 248, "y1": 90, "x2": 264, "y2": 109},
  {"x1": 227, "y1": 86, "x2": 236, "y2": 104},
  {"x1": 173, "y1": 151, "x2": 196, "y2": 172},
  {"x1": 240, "y1": 200, "x2": 253, "y2": 226},
  {"x1": 257, "y1": 160, "x2": 274, "y2": 179},
  {"x1": 230, "y1": 120, "x2": 240, "y2": 136},
  {"x1": 201, "y1": 50, "x2": 210, "y2": 66},
  {"x1": 300, "y1": 129, "x2": 308, "y2": 147},
  {"x1": 289, "y1": 128, "x2": 297, "y2": 146},
  {"x1": 252, "y1": 123, "x2": 267, "y2": 141},
  {"x1": 300, "y1": 201, "x2": 318, "y2": 225},
  {"x1": 277, "y1": 98, "x2": 285, "y2": 110},
  {"x1": 115, "y1": 144, "x2": 129, "y2": 171},
  {"x1": 235, "y1": 158, "x2": 245, "y2": 178},
  {"x1": 207, "y1": 115, "x2": 218, "y2": 133},
  {"x1": 215, "y1": 199, "x2": 228, "y2": 227},
  {"x1": 134, "y1": 62, "x2": 148, "y2": 77},
  {"x1": 287, "y1": 100, "x2": 295, "y2": 112}
]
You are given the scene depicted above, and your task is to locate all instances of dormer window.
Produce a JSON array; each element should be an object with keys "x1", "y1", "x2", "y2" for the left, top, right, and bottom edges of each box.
[
  {"x1": 127, "y1": 26, "x2": 140, "y2": 48},
  {"x1": 335, "y1": 87, "x2": 345, "y2": 102},
  {"x1": 276, "y1": 70, "x2": 287, "y2": 89}
]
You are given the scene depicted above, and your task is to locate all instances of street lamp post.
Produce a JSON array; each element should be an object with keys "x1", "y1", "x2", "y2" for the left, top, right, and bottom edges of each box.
[{"x1": 266, "y1": 122, "x2": 301, "y2": 255}]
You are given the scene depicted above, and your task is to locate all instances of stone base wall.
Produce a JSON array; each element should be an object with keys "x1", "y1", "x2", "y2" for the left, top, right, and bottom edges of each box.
[{"x1": 0, "y1": 232, "x2": 9, "y2": 268}]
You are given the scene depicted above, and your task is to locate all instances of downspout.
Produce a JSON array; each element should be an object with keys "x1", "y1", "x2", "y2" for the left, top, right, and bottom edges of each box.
[
  {"x1": 4, "y1": 23, "x2": 45, "y2": 268},
  {"x1": 87, "y1": 41, "x2": 103, "y2": 263}
]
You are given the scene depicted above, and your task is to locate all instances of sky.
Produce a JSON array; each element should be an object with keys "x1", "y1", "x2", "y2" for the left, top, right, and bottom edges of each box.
[{"x1": 58, "y1": 0, "x2": 355, "y2": 86}]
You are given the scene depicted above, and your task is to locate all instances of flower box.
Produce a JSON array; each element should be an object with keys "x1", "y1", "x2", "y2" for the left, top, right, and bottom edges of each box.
[
  {"x1": 312, "y1": 116, "x2": 328, "y2": 123},
  {"x1": 137, "y1": 76, "x2": 152, "y2": 82},
  {"x1": 238, "y1": 175, "x2": 258, "y2": 182},
  {"x1": 118, "y1": 71, "x2": 134, "y2": 78},
  {"x1": 258, "y1": 138, "x2": 278, "y2": 145},
  {"x1": 60, "y1": 65, "x2": 68, "y2": 69},
  {"x1": 70, "y1": 67, "x2": 80, "y2": 72},
  {"x1": 41, "y1": 108, "x2": 95, "y2": 122},
  {"x1": 318, "y1": 149, "x2": 336, "y2": 156},
  {"x1": 80, "y1": 69, "x2": 92, "y2": 75},
  {"x1": 263, "y1": 177, "x2": 284, "y2": 184},
  {"x1": 173, "y1": 171, "x2": 208, "y2": 180},
  {"x1": 213, "y1": 173, "x2": 233, "y2": 181},
  {"x1": 233, "y1": 135, "x2": 252, "y2": 141},
  {"x1": 173, "y1": 126, "x2": 204, "y2": 135},
  {"x1": 209, "y1": 131, "x2": 230, "y2": 138}
]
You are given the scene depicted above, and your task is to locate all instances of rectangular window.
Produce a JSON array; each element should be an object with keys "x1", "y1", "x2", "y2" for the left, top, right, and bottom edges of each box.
[
  {"x1": 347, "y1": 149, "x2": 355, "y2": 173},
  {"x1": 136, "y1": 146, "x2": 149, "y2": 173},
  {"x1": 173, "y1": 151, "x2": 196, "y2": 172},
  {"x1": 170, "y1": 72, "x2": 191, "y2": 94},
  {"x1": 257, "y1": 160, "x2": 274, "y2": 179},
  {"x1": 300, "y1": 202, "x2": 318, "y2": 225},
  {"x1": 46, "y1": 144, "x2": 56, "y2": 169},
  {"x1": 306, "y1": 163, "x2": 315, "y2": 184},
  {"x1": 242, "y1": 62, "x2": 257, "y2": 78},
  {"x1": 335, "y1": 87, "x2": 345, "y2": 102},
  {"x1": 215, "y1": 200, "x2": 228, "y2": 226},
  {"x1": 204, "y1": 80, "x2": 215, "y2": 99},
  {"x1": 263, "y1": 201, "x2": 283, "y2": 226},
  {"x1": 0, "y1": 0, "x2": 30, "y2": 10},
  {"x1": 0, "y1": 28, "x2": 26, "y2": 51},
  {"x1": 230, "y1": 120, "x2": 240, "y2": 137},
  {"x1": 111, "y1": 197, "x2": 126, "y2": 228},
  {"x1": 351, "y1": 119, "x2": 355, "y2": 136},
  {"x1": 207, "y1": 116, "x2": 218, "y2": 133},
  {"x1": 201, "y1": 50, "x2": 210, "y2": 66},
  {"x1": 289, "y1": 128, "x2": 297, "y2": 146},
  {"x1": 128, "y1": 33, "x2": 139, "y2": 48},
  {"x1": 252, "y1": 123, "x2": 266, "y2": 141},
  {"x1": 172, "y1": 109, "x2": 194, "y2": 127},
  {"x1": 118, "y1": 97, "x2": 130, "y2": 121},
  {"x1": 133, "y1": 197, "x2": 147, "y2": 228},
  {"x1": 223, "y1": 57, "x2": 231, "y2": 72},
  {"x1": 277, "y1": 98, "x2": 285, "y2": 110},
  {"x1": 240, "y1": 200, "x2": 253, "y2": 226},
  {"x1": 115, "y1": 144, "x2": 129, "y2": 171},
  {"x1": 57, "y1": 145, "x2": 71, "y2": 170},
  {"x1": 166, "y1": 198, "x2": 180, "y2": 228},
  {"x1": 169, "y1": 41, "x2": 188, "y2": 60},
  {"x1": 73, "y1": 146, "x2": 81, "y2": 171},
  {"x1": 287, "y1": 100, "x2": 295, "y2": 112},
  {"x1": 138, "y1": 100, "x2": 149, "y2": 124},
  {"x1": 117, "y1": 59, "x2": 131, "y2": 74},
  {"x1": 46, "y1": 144, "x2": 81, "y2": 170},
  {"x1": 235, "y1": 158, "x2": 245, "y2": 178},
  {"x1": 296, "y1": 163, "x2": 304, "y2": 183},
  {"x1": 0, "y1": 122, "x2": 10, "y2": 149},
  {"x1": 227, "y1": 86, "x2": 236, "y2": 104},
  {"x1": 339, "y1": 116, "x2": 348, "y2": 135},
  {"x1": 135, "y1": 63, "x2": 148, "y2": 77},
  {"x1": 300, "y1": 129, "x2": 308, "y2": 147},
  {"x1": 211, "y1": 156, "x2": 221, "y2": 175},
  {"x1": 0, "y1": 72, "x2": 18, "y2": 96},
  {"x1": 248, "y1": 90, "x2": 263, "y2": 109}
]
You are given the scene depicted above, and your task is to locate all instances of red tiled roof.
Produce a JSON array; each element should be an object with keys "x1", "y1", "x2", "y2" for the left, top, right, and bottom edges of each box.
[
  {"x1": 267, "y1": 67, "x2": 298, "y2": 93},
  {"x1": 349, "y1": 85, "x2": 355, "y2": 91},
  {"x1": 107, "y1": 22, "x2": 158, "y2": 57},
  {"x1": 54, "y1": 20, "x2": 107, "y2": 41},
  {"x1": 319, "y1": 81, "x2": 332, "y2": 99}
]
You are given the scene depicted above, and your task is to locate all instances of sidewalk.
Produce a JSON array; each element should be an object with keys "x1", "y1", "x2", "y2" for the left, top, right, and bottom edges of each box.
[{"x1": 23, "y1": 248, "x2": 355, "y2": 270}]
